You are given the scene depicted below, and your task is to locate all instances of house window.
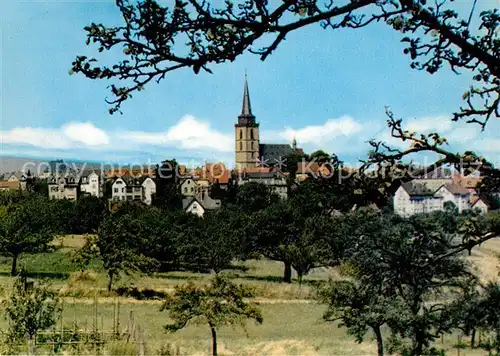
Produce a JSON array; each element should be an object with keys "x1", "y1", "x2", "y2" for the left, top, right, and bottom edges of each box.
[
  {"x1": 114, "y1": 188, "x2": 118, "y2": 193},
  {"x1": 251, "y1": 129, "x2": 254, "y2": 139},
  {"x1": 184, "y1": 187, "x2": 188, "y2": 193},
  {"x1": 240, "y1": 142, "x2": 242, "y2": 151},
  {"x1": 240, "y1": 130, "x2": 243, "y2": 139},
  {"x1": 251, "y1": 141, "x2": 254, "y2": 150}
]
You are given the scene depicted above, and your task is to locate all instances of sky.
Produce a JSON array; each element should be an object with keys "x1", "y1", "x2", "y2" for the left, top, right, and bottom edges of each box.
[{"x1": 1, "y1": 0, "x2": 499, "y2": 169}]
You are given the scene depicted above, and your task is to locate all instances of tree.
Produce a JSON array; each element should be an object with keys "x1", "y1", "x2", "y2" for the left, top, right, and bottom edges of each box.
[
  {"x1": 317, "y1": 280, "x2": 404, "y2": 356},
  {"x1": 309, "y1": 150, "x2": 331, "y2": 164},
  {"x1": 343, "y1": 212, "x2": 477, "y2": 355},
  {"x1": 95, "y1": 211, "x2": 157, "y2": 291},
  {"x1": 68, "y1": 196, "x2": 107, "y2": 234},
  {"x1": 161, "y1": 275, "x2": 263, "y2": 356},
  {"x1": 72, "y1": 0, "x2": 498, "y2": 126},
  {"x1": 153, "y1": 159, "x2": 183, "y2": 211},
  {"x1": 3, "y1": 273, "x2": 60, "y2": 355},
  {"x1": 234, "y1": 181, "x2": 279, "y2": 213},
  {"x1": 251, "y1": 199, "x2": 331, "y2": 283},
  {"x1": 0, "y1": 196, "x2": 56, "y2": 275}
]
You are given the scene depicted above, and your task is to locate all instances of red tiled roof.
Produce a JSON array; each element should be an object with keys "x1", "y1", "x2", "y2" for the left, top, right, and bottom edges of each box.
[{"x1": 443, "y1": 183, "x2": 470, "y2": 195}]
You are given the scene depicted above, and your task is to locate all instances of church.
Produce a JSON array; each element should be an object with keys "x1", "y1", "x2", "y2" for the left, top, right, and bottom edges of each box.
[{"x1": 234, "y1": 76, "x2": 302, "y2": 170}]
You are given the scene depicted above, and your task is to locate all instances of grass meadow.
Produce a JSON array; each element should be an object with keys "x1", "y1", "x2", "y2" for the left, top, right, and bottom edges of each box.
[{"x1": 0, "y1": 235, "x2": 497, "y2": 355}]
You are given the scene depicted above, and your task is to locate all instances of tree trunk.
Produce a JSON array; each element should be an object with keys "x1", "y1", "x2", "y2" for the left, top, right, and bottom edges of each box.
[
  {"x1": 11, "y1": 254, "x2": 19, "y2": 276},
  {"x1": 373, "y1": 325, "x2": 384, "y2": 356},
  {"x1": 210, "y1": 326, "x2": 217, "y2": 356},
  {"x1": 107, "y1": 271, "x2": 114, "y2": 292},
  {"x1": 283, "y1": 261, "x2": 292, "y2": 283},
  {"x1": 27, "y1": 334, "x2": 35, "y2": 356},
  {"x1": 471, "y1": 328, "x2": 476, "y2": 348}
]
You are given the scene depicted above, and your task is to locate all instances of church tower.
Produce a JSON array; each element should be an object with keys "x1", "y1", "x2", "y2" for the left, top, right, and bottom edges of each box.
[{"x1": 235, "y1": 75, "x2": 260, "y2": 170}]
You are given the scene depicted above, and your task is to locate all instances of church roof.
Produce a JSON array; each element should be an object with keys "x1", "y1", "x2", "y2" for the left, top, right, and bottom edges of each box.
[
  {"x1": 237, "y1": 74, "x2": 256, "y2": 125},
  {"x1": 259, "y1": 144, "x2": 293, "y2": 165}
]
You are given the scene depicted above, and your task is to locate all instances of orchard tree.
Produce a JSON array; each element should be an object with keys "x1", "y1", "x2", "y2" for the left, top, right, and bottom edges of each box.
[
  {"x1": 161, "y1": 275, "x2": 263, "y2": 356},
  {"x1": 342, "y1": 212, "x2": 478, "y2": 355},
  {"x1": 96, "y1": 211, "x2": 157, "y2": 291},
  {"x1": 0, "y1": 196, "x2": 56, "y2": 276},
  {"x1": 3, "y1": 273, "x2": 60, "y2": 355},
  {"x1": 317, "y1": 280, "x2": 404, "y2": 356},
  {"x1": 235, "y1": 181, "x2": 279, "y2": 213}
]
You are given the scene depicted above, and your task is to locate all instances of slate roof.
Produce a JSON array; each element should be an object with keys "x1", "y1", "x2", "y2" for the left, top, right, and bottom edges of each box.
[
  {"x1": 120, "y1": 174, "x2": 148, "y2": 186},
  {"x1": 401, "y1": 182, "x2": 436, "y2": 197},
  {"x1": 259, "y1": 143, "x2": 293, "y2": 165}
]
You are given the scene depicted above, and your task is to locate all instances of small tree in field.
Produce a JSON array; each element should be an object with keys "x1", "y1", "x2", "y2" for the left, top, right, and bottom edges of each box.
[
  {"x1": 161, "y1": 275, "x2": 263, "y2": 356},
  {"x1": 3, "y1": 273, "x2": 60, "y2": 355},
  {"x1": 97, "y1": 212, "x2": 157, "y2": 291},
  {"x1": 0, "y1": 196, "x2": 56, "y2": 275}
]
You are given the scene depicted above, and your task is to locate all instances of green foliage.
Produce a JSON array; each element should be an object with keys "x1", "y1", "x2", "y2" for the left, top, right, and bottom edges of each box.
[
  {"x1": 68, "y1": 196, "x2": 107, "y2": 234},
  {"x1": 3, "y1": 273, "x2": 60, "y2": 353},
  {"x1": 182, "y1": 209, "x2": 242, "y2": 273},
  {"x1": 0, "y1": 195, "x2": 57, "y2": 275},
  {"x1": 161, "y1": 275, "x2": 263, "y2": 356},
  {"x1": 96, "y1": 211, "x2": 158, "y2": 291},
  {"x1": 234, "y1": 182, "x2": 279, "y2": 213}
]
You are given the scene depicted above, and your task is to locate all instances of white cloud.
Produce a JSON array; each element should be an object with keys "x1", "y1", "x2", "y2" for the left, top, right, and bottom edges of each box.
[
  {"x1": 280, "y1": 115, "x2": 362, "y2": 144},
  {"x1": 62, "y1": 122, "x2": 110, "y2": 146},
  {"x1": 0, "y1": 122, "x2": 109, "y2": 149},
  {"x1": 120, "y1": 115, "x2": 233, "y2": 153}
]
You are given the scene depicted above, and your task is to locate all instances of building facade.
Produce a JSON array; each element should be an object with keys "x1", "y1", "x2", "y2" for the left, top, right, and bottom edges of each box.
[
  {"x1": 48, "y1": 175, "x2": 79, "y2": 200},
  {"x1": 80, "y1": 171, "x2": 101, "y2": 197}
]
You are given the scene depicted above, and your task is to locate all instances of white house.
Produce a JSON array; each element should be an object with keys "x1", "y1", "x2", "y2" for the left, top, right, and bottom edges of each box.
[
  {"x1": 111, "y1": 177, "x2": 127, "y2": 202},
  {"x1": 80, "y1": 171, "x2": 101, "y2": 197},
  {"x1": 110, "y1": 175, "x2": 156, "y2": 205},
  {"x1": 435, "y1": 183, "x2": 470, "y2": 213},
  {"x1": 180, "y1": 178, "x2": 197, "y2": 197},
  {"x1": 394, "y1": 182, "x2": 445, "y2": 217},
  {"x1": 183, "y1": 198, "x2": 206, "y2": 217},
  {"x1": 394, "y1": 181, "x2": 479, "y2": 217},
  {"x1": 48, "y1": 175, "x2": 79, "y2": 201},
  {"x1": 141, "y1": 177, "x2": 156, "y2": 205},
  {"x1": 471, "y1": 196, "x2": 489, "y2": 214}
]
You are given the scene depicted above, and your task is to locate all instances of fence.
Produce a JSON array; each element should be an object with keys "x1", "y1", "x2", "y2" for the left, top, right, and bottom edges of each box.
[{"x1": 16, "y1": 296, "x2": 147, "y2": 355}]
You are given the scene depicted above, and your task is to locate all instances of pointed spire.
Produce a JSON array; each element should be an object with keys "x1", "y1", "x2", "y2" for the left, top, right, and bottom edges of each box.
[
  {"x1": 239, "y1": 72, "x2": 254, "y2": 120},
  {"x1": 292, "y1": 137, "x2": 297, "y2": 150}
]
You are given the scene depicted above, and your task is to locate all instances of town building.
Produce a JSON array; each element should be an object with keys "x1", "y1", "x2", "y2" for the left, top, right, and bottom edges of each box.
[
  {"x1": 110, "y1": 175, "x2": 156, "y2": 205},
  {"x1": 79, "y1": 170, "x2": 102, "y2": 197},
  {"x1": 238, "y1": 169, "x2": 288, "y2": 199},
  {"x1": 182, "y1": 190, "x2": 222, "y2": 217},
  {"x1": 393, "y1": 180, "x2": 487, "y2": 216},
  {"x1": 48, "y1": 175, "x2": 79, "y2": 200},
  {"x1": 6, "y1": 172, "x2": 28, "y2": 191}
]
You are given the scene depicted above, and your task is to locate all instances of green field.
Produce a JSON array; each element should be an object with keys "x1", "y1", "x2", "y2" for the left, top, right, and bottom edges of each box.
[{"x1": 0, "y1": 235, "x2": 497, "y2": 355}]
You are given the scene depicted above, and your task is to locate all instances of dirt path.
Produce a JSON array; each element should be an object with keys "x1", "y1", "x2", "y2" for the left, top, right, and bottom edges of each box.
[{"x1": 60, "y1": 296, "x2": 315, "y2": 305}]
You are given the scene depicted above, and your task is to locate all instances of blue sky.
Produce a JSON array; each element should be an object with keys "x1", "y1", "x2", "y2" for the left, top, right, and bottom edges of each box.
[{"x1": 1, "y1": 0, "x2": 499, "y2": 168}]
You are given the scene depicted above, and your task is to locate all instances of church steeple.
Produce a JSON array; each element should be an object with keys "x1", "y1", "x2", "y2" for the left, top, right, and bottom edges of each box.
[
  {"x1": 238, "y1": 73, "x2": 255, "y2": 124},
  {"x1": 235, "y1": 73, "x2": 260, "y2": 170}
]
